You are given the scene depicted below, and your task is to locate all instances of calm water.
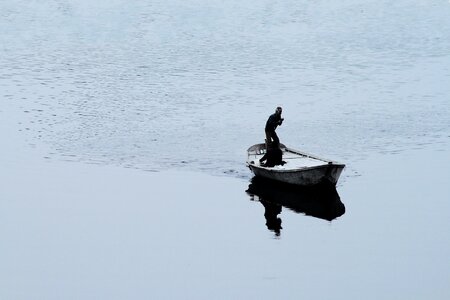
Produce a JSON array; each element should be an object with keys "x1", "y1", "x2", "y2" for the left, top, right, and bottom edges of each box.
[
  {"x1": 1, "y1": 0, "x2": 449, "y2": 177},
  {"x1": 1, "y1": 148, "x2": 449, "y2": 299},
  {"x1": 1, "y1": 1, "x2": 450, "y2": 299}
]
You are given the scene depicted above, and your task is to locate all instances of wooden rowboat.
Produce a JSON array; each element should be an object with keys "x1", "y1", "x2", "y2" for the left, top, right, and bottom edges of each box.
[{"x1": 246, "y1": 143, "x2": 345, "y2": 186}]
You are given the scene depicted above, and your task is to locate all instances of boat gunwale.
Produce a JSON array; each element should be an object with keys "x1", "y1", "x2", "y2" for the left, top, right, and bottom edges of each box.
[{"x1": 247, "y1": 162, "x2": 346, "y2": 173}]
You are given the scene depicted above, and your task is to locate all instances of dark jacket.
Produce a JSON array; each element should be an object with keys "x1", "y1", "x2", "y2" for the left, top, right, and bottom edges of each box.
[{"x1": 265, "y1": 113, "x2": 282, "y2": 132}]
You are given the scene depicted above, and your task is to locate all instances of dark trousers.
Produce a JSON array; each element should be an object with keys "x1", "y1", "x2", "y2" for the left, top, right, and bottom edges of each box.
[{"x1": 265, "y1": 130, "x2": 279, "y2": 147}]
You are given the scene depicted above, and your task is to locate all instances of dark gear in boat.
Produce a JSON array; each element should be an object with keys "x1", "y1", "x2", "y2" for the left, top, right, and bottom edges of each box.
[{"x1": 259, "y1": 140, "x2": 286, "y2": 167}]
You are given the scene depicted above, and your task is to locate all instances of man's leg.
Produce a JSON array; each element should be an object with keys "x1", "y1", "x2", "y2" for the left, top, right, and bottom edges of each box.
[
  {"x1": 272, "y1": 131, "x2": 279, "y2": 145},
  {"x1": 265, "y1": 131, "x2": 272, "y2": 150},
  {"x1": 259, "y1": 153, "x2": 267, "y2": 163}
]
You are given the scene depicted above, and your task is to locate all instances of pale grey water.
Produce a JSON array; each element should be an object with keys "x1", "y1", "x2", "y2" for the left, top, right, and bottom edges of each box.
[
  {"x1": 1, "y1": 0, "x2": 450, "y2": 177},
  {"x1": 1, "y1": 1, "x2": 450, "y2": 299}
]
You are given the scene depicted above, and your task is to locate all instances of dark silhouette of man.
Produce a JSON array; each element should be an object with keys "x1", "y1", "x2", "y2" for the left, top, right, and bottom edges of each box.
[{"x1": 265, "y1": 106, "x2": 284, "y2": 147}]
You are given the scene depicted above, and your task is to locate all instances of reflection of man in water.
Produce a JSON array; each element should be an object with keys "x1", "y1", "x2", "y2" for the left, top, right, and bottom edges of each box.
[
  {"x1": 265, "y1": 106, "x2": 284, "y2": 147},
  {"x1": 260, "y1": 200, "x2": 282, "y2": 236}
]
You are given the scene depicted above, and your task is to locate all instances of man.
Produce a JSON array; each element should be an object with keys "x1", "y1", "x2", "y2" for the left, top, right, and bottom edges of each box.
[{"x1": 265, "y1": 106, "x2": 284, "y2": 146}]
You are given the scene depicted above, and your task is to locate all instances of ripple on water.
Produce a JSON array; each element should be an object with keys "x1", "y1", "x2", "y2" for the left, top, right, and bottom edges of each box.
[{"x1": 1, "y1": 0, "x2": 450, "y2": 178}]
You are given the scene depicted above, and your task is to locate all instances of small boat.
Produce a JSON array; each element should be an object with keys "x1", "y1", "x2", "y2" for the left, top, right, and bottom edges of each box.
[{"x1": 246, "y1": 143, "x2": 345, "y2": 186}]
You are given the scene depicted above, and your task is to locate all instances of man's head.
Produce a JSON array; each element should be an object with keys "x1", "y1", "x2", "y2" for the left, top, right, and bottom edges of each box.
[{"x1": 275, "y1": 107, "x2": 282, "y2": 115}]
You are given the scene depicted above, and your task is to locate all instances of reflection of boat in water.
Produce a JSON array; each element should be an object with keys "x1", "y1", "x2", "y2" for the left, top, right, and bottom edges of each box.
[
  {"x1": 246, "y1": 176, "x2": 345, "y2": 225},
  {"x1": 247, "y1": 143, "x2": 346, "y2": 186}
]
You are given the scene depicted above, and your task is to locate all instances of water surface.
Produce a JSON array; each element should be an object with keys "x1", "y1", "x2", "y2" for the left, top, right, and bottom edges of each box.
[
  {"x1": 1, "y1": 0, "x2": 449, "y2": 177},
  {"x1": 1, "y1": 1, "x2": 450, "y2": 299}
]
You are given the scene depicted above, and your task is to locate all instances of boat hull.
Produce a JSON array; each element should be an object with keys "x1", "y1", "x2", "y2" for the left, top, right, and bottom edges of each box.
[{"x1": 248, "y1": 163, "x2": 344, "y2": 186}]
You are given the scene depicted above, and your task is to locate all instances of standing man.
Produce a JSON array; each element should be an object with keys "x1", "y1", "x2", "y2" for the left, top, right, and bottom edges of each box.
[{"x1": 265, "y1": 106, "x2": 284, "y2": 146}]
